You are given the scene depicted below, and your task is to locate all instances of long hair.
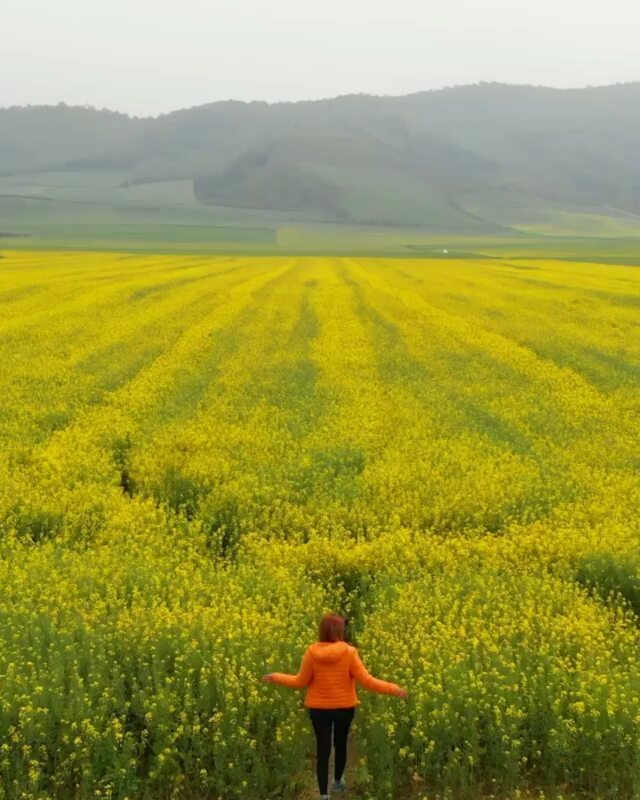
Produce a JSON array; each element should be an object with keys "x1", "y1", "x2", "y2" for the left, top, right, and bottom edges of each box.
[{"x1": 318, "y1": 612, "x2": 346, "y2": 643}]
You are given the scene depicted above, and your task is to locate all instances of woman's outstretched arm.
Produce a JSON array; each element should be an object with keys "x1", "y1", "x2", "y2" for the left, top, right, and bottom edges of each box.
[
  {"x1": 263, "y1": 648, "x2": 314, "y2": 688},
  {"x1": 350, "y1": 649, "x2": 407, "y2": 697}
]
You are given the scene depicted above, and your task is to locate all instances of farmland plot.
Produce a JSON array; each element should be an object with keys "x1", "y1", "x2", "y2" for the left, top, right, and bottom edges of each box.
[{"x1": 1, "y1": 250, "x2": 640, "y2": 799}]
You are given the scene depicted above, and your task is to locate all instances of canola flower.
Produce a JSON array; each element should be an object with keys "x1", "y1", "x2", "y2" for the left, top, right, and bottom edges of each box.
[{"x1": 0, "y1": 249, "x2": 640, "y2": 798}]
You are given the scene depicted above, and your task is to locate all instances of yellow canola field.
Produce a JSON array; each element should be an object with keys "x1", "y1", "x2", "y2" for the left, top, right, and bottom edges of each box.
[{"x1": 1, "y1": 250, "x2": 640, "y2": 799}]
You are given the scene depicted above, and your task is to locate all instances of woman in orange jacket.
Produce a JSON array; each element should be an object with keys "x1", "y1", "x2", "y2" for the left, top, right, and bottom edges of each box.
[{"x1": 263, "y1": 613, "x2": 407, "y2": 799}]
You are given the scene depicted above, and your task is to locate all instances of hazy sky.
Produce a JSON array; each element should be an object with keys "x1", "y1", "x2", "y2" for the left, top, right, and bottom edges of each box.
[{"x1": 3, "y1": 0, "x2": 639, "y2": 116}]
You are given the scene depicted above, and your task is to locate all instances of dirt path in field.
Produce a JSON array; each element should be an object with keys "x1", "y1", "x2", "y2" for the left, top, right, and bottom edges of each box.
[
  {"x1": 297, "y1": 732, "x2": 368, "y2": 800},
  {"x1": 605, "y1": 205, "x2": 640, "y2": 221}
]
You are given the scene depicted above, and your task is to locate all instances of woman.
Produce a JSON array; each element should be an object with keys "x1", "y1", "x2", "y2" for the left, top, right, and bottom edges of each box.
[{"x1": 263, "y1": 613, "x2": 407, "y2": 799}]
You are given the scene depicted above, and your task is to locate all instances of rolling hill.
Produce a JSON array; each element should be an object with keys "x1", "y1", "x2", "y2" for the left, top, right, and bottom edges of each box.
[{"x1": 2, "y1": 83, "x2": 640, "y2": 233}]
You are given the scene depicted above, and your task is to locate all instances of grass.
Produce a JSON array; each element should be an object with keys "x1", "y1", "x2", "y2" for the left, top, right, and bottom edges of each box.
[
  {"x1": 458, "y1": 190, "x2": 640, "y2": 238},
  {"x1": 3, "y1": 167, "x2": 640, "y2": 259}
]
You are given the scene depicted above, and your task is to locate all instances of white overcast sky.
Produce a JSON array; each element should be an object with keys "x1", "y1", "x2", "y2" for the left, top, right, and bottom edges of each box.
[{"x1": 3, "y1": 0, "x2": 639, "y2": 116}]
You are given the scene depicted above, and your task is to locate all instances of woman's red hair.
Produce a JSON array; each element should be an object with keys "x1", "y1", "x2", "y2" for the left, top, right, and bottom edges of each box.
[{"x1": 318, "y1": 613, "x2": 346, "y2": 643}]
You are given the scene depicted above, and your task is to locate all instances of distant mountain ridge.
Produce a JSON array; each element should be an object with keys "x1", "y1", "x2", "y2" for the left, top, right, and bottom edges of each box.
[{"x1": 2, "y1": 83, "x2": 640, "y2": 230}]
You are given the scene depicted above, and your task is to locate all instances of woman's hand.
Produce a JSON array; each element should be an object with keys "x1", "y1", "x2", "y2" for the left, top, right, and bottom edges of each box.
[
  {"x1": 262, "y1": 674, "x2": 276, "y2": 684},
  {"x1": 397, "y1": 687, "x2": 409, "y2": 699}
]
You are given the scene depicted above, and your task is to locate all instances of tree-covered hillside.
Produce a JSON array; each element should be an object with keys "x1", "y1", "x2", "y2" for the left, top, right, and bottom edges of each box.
[{"x1": 2, "y1": 83, "x2": 640, "y2": 230}]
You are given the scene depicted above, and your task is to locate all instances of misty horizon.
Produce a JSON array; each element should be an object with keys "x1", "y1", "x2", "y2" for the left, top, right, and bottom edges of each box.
[{"x1": 3, "y1": 80, "x2": 640, "y2": 119}]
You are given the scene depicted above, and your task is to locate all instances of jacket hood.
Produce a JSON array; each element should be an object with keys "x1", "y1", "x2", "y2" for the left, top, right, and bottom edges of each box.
[{"x1": 309, "y1": 641, "x2": 350, "y2": 663}]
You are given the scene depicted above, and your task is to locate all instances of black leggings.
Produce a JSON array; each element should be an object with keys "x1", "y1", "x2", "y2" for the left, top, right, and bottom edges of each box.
[{"x1": 308, "y1": 707, "x2": 355, "y2": 795}]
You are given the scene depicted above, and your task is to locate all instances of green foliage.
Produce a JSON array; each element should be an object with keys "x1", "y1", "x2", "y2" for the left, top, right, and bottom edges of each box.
[{"x1": 576, "y1": 552, "x2": 640, "y2": 615}]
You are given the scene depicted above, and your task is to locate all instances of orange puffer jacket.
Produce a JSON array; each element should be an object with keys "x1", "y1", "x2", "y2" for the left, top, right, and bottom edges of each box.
[{"x1": 271, "y1": 641, "x2": 403, "y2": 708}]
